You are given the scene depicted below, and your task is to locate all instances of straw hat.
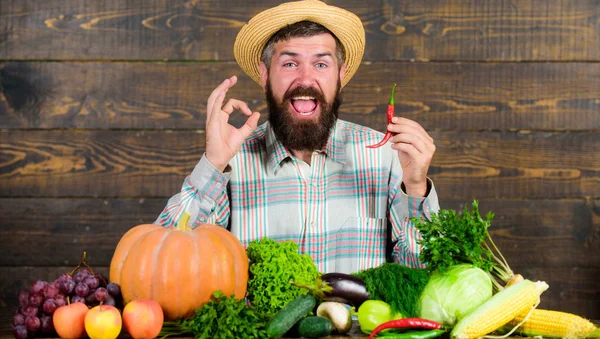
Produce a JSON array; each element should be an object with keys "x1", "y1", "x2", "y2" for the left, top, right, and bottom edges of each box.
[{"x1": 234, "y1": 0, "x2": 365, "y2": 88}]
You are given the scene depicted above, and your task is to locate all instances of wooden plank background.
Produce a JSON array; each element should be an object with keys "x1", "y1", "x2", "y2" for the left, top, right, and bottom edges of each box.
[{"x1": 1, "y1": 0, "x2": 599, "y2": 322}]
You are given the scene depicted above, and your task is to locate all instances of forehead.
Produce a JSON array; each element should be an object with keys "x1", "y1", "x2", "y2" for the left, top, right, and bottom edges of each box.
[{"x1": 273, "y1": 33, "x2": 338, "y2": 56}]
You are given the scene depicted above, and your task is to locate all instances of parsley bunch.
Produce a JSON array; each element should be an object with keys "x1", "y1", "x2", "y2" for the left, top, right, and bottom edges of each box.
[
  {"x1": 412, "y1": 200, "x2": 513, "y2": 291},
  {"x1": 159, "y1": 291, "x2": 269, "y2": 339}
]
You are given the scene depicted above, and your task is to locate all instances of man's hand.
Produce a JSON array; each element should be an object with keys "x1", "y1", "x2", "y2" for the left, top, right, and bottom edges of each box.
[
  {"x1": 205, "y1": 76, "x2": 261, "y2": 171},
  {"x1": 388, "y1": 117, "x2": 436, "y2": 197}
]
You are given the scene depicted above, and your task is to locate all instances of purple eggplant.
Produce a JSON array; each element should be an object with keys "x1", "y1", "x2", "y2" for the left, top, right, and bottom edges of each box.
[{"x1": 291, "y1": 272, "x2": 370, "y2": 308}]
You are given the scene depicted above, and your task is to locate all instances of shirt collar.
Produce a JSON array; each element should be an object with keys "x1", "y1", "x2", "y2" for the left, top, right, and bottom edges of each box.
[{"x1": 265, "y1": 120, "x2": 346, "y2": 172}]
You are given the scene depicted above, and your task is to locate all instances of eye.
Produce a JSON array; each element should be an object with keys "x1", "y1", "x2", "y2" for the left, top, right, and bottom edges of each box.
[
  {"x1": 316, "y1": 62, "x2": 327, "y2": 68},
  {"x1": 283, "y1": 62, "x2": 296, "y2": 67}
]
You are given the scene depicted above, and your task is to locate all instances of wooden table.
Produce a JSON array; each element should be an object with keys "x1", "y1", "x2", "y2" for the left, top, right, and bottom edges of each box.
[{"x1": 1, "y1": 308, "x2": 598, "y2": 339}]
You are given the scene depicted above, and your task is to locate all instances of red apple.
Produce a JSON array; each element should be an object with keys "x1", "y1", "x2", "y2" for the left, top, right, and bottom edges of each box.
[
  {"x1": 53, "y1": 302, "x2": 88, "y2": 339},
  {"x1": 122, "y1": 299, "x2": 164, "y2": 339},
  {"x1": 84, "y1": 304, "x2": 122, "y2": 339}
]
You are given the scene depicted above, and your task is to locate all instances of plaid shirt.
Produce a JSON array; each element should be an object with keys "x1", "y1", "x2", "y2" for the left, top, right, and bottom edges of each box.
[{"x1": 155, "y1": 119, "x2": 439, "y2": 274}]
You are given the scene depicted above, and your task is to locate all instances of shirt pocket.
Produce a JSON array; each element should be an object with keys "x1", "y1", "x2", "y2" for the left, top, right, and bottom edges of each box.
[{"x1": 331, "y1": 217, "x2": 387, "y2": 274}]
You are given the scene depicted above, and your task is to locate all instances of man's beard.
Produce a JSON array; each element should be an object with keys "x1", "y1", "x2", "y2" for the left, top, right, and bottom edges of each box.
[{"x1": 266, "y1": 79, "x2": 342, "y2": 152}]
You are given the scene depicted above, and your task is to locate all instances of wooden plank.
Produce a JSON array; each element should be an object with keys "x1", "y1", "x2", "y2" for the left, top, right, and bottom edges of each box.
[
  {"x1": 2, "y1": 62, "x2": 600, "y2": 130},
  {"x1": 1, "y1": 266, "x2": 598, "y2": 320},
  {"x1": 1, "y1": 198, "x2": 598, "y2": 268},
  {"x1": 1, "y1": 1, "x2": 600, "y2": 61},
  {"x1": 0, "y1": 130, "x2": 207, "y2": 197},
  {"x1": 441, "y1": 199, "x2": 600, "y2": 271},
  {"x1": 1, "y1": 130, "x2": 598, "y2": 198},
  {"x1": 0, "y1": 198, "x2": 167, "y2": 267}
]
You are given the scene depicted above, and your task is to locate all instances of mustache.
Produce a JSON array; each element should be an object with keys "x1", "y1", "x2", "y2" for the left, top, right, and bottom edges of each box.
[{"x1": 283, "y1": 86, "x2": 326, "y2": 103}]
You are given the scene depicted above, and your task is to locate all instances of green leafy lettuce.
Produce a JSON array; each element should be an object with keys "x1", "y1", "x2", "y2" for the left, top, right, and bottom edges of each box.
[{"x1": 246, "y1": 238, "x2": 320, "y2": 318}]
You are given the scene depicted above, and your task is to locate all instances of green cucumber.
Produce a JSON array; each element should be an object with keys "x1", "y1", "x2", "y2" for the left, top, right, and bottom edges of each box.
[
  {"x1": 266, "y1": 294, "x2": 316, "y2": 338},
  {"x1": 297, "y1": 316, "x2": 333, "y2": 338}
]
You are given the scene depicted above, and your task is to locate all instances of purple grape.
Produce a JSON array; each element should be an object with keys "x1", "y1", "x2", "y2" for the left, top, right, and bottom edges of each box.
[
  {"x1": 73, "y1": 271, "x2": 87, "y2": 284},
  {"x1": 84, "y1": 276, "x2": 100, "y2": 290},
  {"x1": 30, "y1": 280, "x2": 47, "y2": 294},
  {"x1": 25, "y1": 316, "x2": 41, "y2": 332},
  {"x1": 22, "y1": 305, "x2": 38, "y2": 318},
  {"x1": 106, "y1": 283, "x2": 121, "y2": 297},
  {"x1": 53, "y1": 273, "x2": 71, "y2": 288},
  {"x1": 94, "y1": 287, "x2": 108, "y2": 302},
  {"x1": 104, "y1": 295, "x2": 116, "y2": 307},
  {"x1": 59, "y1": 279, "x2": 75, "y2": 295},
  {"x1": 95, "y1": 273, "x2": 108, "y2": 287},
  {"x1": 18, "y1": 290, "x2": 30, "y2": 307},
  {"x1": 54, "y1": 294, "x2": 66, "y2": 307},
  {"x1": 57, "y1": 273, "x2": 72, "y2": 282},
  {"x1": 85, "y1": 289, "x2": 97, "y2": 304},
  {"x1": 12, "y1": 325, "x2": 28, "y2": 339},
  {"x1": 71, "y1": 295, "x2": 86, "y2": 304},
  {"x1": 43, "y1": 284, "x2": 59, "y2": 299},
  {"x1": 13, "y1": 313, "x2": 26, "y2": 326},
  {"x1": 75, "y1": 283, "x2": 90, "y2": 297},
  {"x1": 42, "y1": 299, "x2": 57, "y2": 315},
  {"x1": 79, "y1": 268, "x2": 92, "y2": 275},
  {"x1": 40, "y1": 315, "x2": 54, "y2": 333},
  {"x1": 28, "y1": 293, "x2": 44, "y2": 307}
]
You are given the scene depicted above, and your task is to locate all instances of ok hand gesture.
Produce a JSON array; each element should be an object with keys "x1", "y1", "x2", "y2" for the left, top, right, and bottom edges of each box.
[{"x1": 205, "y1": 76, "x2": 261, "y2": 171}]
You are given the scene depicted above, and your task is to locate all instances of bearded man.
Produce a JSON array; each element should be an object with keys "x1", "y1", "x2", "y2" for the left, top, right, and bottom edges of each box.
[{"x1": 156, "y1": 0, "x2": 439, "y2": 274}]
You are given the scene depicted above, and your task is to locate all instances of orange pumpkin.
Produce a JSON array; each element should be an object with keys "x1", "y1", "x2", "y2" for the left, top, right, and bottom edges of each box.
[{"x1": 109, "y1": 213, "x2": 248, "y2": 320}]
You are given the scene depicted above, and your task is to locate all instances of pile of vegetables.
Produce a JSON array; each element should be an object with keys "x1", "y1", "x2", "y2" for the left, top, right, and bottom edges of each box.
[{"x1": 113, "y1": 201, "x2": 598, "y2": 339}]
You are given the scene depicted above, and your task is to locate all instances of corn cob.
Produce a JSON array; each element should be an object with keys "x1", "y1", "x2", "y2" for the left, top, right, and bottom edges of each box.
[
  {"x1": 501, "y1": 309, "x2": 597, "y2": 338},
  {"x1": 450, "y1": 279, "x2": 549, "y2": 339}
]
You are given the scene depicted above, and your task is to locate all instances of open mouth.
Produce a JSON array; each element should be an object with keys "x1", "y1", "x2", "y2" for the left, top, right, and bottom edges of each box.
[{"x1": 290, "y1": 96, "x2": 319, "y2": 117}]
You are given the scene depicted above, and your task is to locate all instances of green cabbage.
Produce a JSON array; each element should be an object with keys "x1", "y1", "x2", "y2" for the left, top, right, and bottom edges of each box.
[{"x1": 418, "y1": 264, "x2": 493, "y2": 326}]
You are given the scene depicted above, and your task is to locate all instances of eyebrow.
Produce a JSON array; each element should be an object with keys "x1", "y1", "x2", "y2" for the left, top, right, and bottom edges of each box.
[{"x1": 278, "y1": 51, "x2": 334, "y2": 59}]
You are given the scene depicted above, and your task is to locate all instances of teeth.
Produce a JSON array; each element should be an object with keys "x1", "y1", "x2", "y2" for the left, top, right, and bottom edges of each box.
[{"x1": 292, "y1": 96, "x2": 315, "y2": 100}]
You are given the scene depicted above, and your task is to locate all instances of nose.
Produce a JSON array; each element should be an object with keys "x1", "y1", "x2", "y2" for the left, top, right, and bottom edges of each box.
[{"x1": 294, "y1": 64, "x2": 315, "y2": 88}]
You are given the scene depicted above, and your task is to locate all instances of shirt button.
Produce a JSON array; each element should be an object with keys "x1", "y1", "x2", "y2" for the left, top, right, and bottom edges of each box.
[
  {"x1": 310, "y1": 221, "x2": 316, "y2": 228},
  {"x1": 216, "y1": 182, "x2": 222, "y2": 188}
]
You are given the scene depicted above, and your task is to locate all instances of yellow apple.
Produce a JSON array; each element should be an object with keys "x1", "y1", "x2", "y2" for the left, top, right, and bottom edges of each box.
[
  {"x1": 122, "y1": 299, "x2": 164, "y2": 339},
  {"x1": 84, "y1": 304, "x2": 122, "y2": 339},
  {"x1": 53, "y1": 302, "x2": 88, "y2": 339}
]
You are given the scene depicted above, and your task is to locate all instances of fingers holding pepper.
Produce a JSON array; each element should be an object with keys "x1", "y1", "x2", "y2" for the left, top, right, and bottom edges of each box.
[
  {"x1": 387, "y1": 117, "x2": 436, "y2": 196},
  {"x1": 387, "y1": 117, "x2": 434, "y2": 148}
]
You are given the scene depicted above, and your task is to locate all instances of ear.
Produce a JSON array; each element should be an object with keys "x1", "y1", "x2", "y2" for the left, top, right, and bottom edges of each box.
[
  {"x1": 259, "y1": 62, "x2": 268, "y2": 90},
  {"x1": 339, "y1": 63, "x2": 347, "y2": 89}
]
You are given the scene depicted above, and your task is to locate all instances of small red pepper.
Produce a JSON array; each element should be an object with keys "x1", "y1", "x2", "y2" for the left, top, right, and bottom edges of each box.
[
  {"x1": 366, "y1": 318, "x2": 443, "y2": 339},
  {"x1": 366, "y1": 83, "x2": 396, "y2": 148}
]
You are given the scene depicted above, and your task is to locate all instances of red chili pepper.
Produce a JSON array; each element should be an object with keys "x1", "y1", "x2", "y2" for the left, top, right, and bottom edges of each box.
[
  {"x1": 366, "y1": 318, "x2": 443, "y2": 339},
  {"x1": 367, "y1": 83, "x2": 396, "y2": 149}
]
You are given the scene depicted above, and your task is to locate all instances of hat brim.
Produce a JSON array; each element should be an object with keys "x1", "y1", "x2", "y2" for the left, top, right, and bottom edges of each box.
[{"x1": 234, "y1": 0, "x2": 365, "y2": 88}]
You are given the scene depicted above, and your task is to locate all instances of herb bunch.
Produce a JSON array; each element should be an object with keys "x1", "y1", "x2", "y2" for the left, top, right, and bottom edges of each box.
[
  {"x1": 412, "y1": 200, "x2": 513, "y2": 291},
  {"x1": 353, "y1": 262, "x2": 430, "y2": 317},
  {"x1": 159, "y1": 291, "x2": 268, "y2": 339}
]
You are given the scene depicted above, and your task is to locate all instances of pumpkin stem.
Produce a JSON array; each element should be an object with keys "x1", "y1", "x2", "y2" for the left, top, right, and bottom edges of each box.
[{"x1": 176, "y1": 212, "x2": 192, "y2": 231}]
